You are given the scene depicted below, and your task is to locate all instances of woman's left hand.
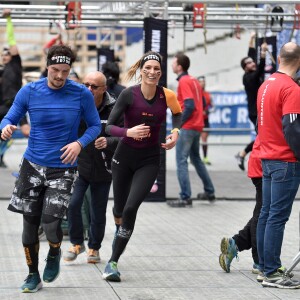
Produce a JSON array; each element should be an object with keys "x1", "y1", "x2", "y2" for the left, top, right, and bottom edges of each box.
[{"x1": 161, "y1": 132, "x2": 179, "y2": 150}]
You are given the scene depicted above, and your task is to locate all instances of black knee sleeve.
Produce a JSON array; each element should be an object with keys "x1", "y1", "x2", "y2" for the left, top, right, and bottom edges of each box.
[
  {"x1": 41, "y1": 214, "x2": 63, "y2": 243},
  {"x1": 117, "y1": 226, "x2": 132, "y2": 240},
  {"x1": 22, "y1": 215, "x2": 41, "y2": 245}
]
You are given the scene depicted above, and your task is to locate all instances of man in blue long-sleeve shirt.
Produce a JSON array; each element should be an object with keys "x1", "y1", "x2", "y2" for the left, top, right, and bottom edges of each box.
[{"x1": 0, "y1": 45, "x2": 101, "y2": 293}]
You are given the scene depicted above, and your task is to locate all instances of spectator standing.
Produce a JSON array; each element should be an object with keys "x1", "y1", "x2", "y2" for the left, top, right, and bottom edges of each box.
[
  {"x1": 167, "y1": 52, "x2": 215, "y2": 208},
  {"x1": 64, "y1": 71, "x2": 120, "y2": 264},
  {"x1": 235, "y1": 33, "x2": 268, "y2": 171},
  {"x1": 0, "y1": 9, "x2": 23, "y2": 167},
  {"x1": 68, "y1": 69, "x2": 81, "y2": 83},
  {"x1": 256, "y1": 42, "x2": 300, "y2": 289},
  {"x1": 219, "y1": 136, "x2": 262, "y2": 274},
  {"x1": 102, "y1": 51, "x2": 182, "y2": 282},
  {"x1": 0, "y1": 45, "x2": 101, "y2": 293},
  {"x1": 198, "y1": 75, "x2": 214, "y2": 165},
  {"x1": 102, "y1": 61, "x2": 126, "y2": 98}
]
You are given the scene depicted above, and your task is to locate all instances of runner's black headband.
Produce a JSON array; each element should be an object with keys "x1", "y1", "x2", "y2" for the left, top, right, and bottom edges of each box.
[
  {"x1": 47, "y1": 55, "x2": 72, "y2": 66},
  {"x1": 140, "y1": 53, "x2": 162, "y2": 68}
]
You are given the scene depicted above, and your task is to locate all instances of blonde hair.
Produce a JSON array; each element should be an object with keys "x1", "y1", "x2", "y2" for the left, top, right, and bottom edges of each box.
[
  {"x1": 125, "y1": 51, "x2": 163, "y2": 83},
  {"x1": 125, "y1": 59, "x2": 142, "y2": 82}
]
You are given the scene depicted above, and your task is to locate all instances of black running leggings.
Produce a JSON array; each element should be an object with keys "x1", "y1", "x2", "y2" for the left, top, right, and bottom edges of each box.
[
  {"x1": 233, "y1": 177, "x2": 262, "y2": 264},
  {"x1": 22, "y1": 214, "x2": 63, "y2": 245},
  {"x1": 22, "y1": 214, "x2": 63, "y2": 272},
  {"x1": 110, "y1": 142, "x2": 160, "y2": 262}
]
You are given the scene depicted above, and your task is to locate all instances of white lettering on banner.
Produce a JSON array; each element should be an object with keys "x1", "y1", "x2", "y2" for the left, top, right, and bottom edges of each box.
[
  {"x1": 99, "y1": 55, "x2": 107, "y2": 69},
  {"x1": 237, "y1": 107, "x2": 248, "y2": 123},
  {"x1": 166, "y1": 92, "x2": 251, "y2": 134},
  {"x1": 222, "y1": 108, "x2": 231, "y2": 124},
  {"x1": 209, "y1": 108, "x2": 231, "y2": 124},
  {"x1": 151, "y1": 30, "x2": 161, "y2": 52},
  {"x1": 212, "y1": 92, "x2": 246, "y2": 106}
]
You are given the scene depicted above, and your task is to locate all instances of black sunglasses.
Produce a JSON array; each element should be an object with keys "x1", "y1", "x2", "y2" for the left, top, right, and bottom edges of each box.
[{"x1": 83, "y1": 83, "x2": 105, "y2": 90}]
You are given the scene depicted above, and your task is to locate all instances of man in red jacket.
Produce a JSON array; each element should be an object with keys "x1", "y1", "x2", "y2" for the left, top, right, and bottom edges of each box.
[
  {"x1": 256, "y1": 42, "x2": 300, "y2": 289},
  {"x1": 167, "y1": 52, "x2": 215, "y2": 207}
]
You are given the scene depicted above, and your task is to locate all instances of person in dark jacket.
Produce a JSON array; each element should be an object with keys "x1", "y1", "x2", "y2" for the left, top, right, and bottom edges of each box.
[
  {"x1": 102, "y1": 61, "x2": 126, "y2": 98},
  {"x1": 235, "y1": 33, "x2": 268, "y2": 171},
  {"x1": 64, "y1": 71, "x2": 120, "y2": 264},
  {"x1": 0, "y1": 9, "x2": 23, "y2": 167}
]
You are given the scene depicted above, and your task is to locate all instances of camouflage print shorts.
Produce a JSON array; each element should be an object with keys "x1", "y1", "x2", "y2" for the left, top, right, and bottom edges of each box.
[{"x1": 8, "y1": 158, "x2": 77, "y2": 218}]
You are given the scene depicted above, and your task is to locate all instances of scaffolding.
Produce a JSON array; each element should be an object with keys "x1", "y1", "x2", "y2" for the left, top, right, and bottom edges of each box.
[
  {"x1": 0, "y1": 1, "x2": 299, "y2": 75},
  {"x1": 0, "y1": 1, "x2": 299, "y2": 30}
]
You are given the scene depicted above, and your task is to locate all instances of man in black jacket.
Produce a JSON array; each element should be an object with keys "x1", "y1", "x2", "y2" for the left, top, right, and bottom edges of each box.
[
  {"x1": 64, "y1": 71, "x2": 120, "y2": 264},
  {"x1": 0, "y1": 9, "x2": 23, "y2": 167},
  {"x1": 235, "y1": 33, "x2": 268, "y2": 171}
]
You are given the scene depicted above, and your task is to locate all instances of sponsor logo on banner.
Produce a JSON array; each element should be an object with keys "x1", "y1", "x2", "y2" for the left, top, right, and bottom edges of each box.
[{"x1": 167, "y1": 91, "x2": 253, "y2": 135}]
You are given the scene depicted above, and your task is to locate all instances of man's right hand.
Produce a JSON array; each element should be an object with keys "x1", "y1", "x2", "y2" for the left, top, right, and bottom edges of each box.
[{"x1": 1, "y1": 124, "x2": 17, "y2": 140}]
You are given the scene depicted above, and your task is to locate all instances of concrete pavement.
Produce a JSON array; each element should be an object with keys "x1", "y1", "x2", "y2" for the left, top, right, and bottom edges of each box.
[
  {"x1": 1, "y1": 137, "x2": 300, "y2": 299},
  {"x1": 0, "y1": 136, "x2": 257, "y2": 200}
]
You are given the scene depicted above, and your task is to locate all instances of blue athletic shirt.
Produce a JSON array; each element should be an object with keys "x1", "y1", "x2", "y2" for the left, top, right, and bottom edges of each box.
[{"x1": 0, "y1": 78, "x2": 101, "y2": 168}]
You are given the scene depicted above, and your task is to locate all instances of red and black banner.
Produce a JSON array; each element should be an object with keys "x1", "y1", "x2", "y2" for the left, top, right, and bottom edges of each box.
[{"x1": 144, "y1": 17, "x2": 168, "y2": 202}]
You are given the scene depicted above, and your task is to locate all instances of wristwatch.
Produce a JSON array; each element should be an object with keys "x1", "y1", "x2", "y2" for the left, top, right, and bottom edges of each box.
[{"x1": 171, "y1": 128, "x2": 180, "y2": 135}]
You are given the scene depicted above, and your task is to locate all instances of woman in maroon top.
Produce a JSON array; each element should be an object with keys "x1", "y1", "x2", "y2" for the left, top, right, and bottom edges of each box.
[{"x1": 103, "y1": 51, "x2": 182, "y2": 282}]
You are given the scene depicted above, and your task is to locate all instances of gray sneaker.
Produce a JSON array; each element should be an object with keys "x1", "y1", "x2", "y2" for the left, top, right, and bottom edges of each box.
[
  {"x1": 63, "y1": 243, "x2": 85, "y2": 262},
  {"x1": 197, "y1": 192, "x2": 216, "y2": 201},
  {"x1": 262, "y1": 272, "x2": 300, "y2": 289},
  {"x1": 252, "y1": 263, "x2": 260, "y2": 274},
  {"x1": 257, "y1": 266, "x2": 293, "y2": 283},
  {"x1": 87, "y1": 249, "x2": 100, "y2": 264},
  {"x1": 257, "y1": 271, "x2": 265, "y2": 283},
  {"x1": 166, "y1": 198, "x2": 192, "y2": 207}
]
